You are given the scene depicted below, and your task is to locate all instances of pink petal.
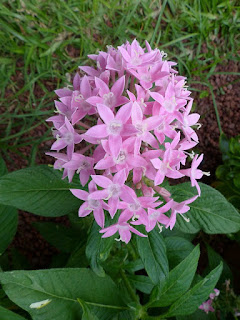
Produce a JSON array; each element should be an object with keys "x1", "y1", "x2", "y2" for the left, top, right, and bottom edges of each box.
[
  {"x1": 86, "y1": 96, "x2": 103, "y2": 106},
  {"x1": 127, "y1": 155, "x2": 147, "y2": 168},
  {"x1": 79, "y1": 66, "x2": 99, "y2": 77},
  {"x1": 93, "y1": 207, "x2": 105, "y2": 228},
  {"x1": 91, "y1": 175, "x2": 112, "y2": 188},
  {"x1": 101, "y1": 226, "x2": 118, "y2": 238},
  {"x1": 95, "y1": 77, "x2": 110, "y2": 96},
  {"x1": 129, "y1": 226, "x2": 147, "y2": 238},
  {"x1": 51, "y1": 139, "x2": 67, "y2": 151},
  {"x1": 109, "y1": 135, "x2": 122, "y2": 158},
  {"x1": 55, "y1": 88, "x2": 72, "y2": 97},
  {"x1": 70, "y1": 189, "x2": 89, "y2": 200},
  {"x1": 79, "y1": 170, "x2": 90, "y2": 186},
  {"x1": 187, "y1": 113, "x2": 200, "y2": 126},
  {"x1": 113, "y1": 169, "x2": 127, "y2": 185},
  {"x1": 90, "y1": 190, "x2": 109, "y2": 200},
  {"x1": 86, "y1": 124, "x2": 108, "y2": 138},
  {"x1": 119, "y1": 228, "x2": 131, "y2": 243},
  {"x1": 150, "y1": 158, "x2": 161, "y2": 169},
  {"x1": 111, "y1": 75, "x2": 125, "y2": 97},
  {"x1": 73, "y1": 73, "x2": 81, "y2": 91},
  {"x1": 132, "y1": 101, "x2": 143, "y2": 124},
  {"x1": 119, "y1": 209, "x2": 134, "y2": 223},
  {"x1": 115, "y1": 102, "x2": 132, "y2": 123},
  {"x1": 97, "y1": 104, "x2": 114, "y2": 124},
  {"x1": 150, "y1": 92, "x2": 164, "y2": 104},
  {"x1": 118, "y1": 46, "x2": 131, "y2": 62},
  {"x1": 80, "y1": 75, "x2": 91, "y2": 98},
  {"x1": 154, "y1": 170, "x2": 165, "y2": 185},
  {"x1": 144, "y1": 116, "x2": 162, "y2": 131},
  {"x1": 108, "y1": 197, "x2": 119, "y2": 217},
  {"x1": 94, "y1": 157, "x2": 115, "y2": 170},
  {"x1": 79, "y1": 202, "x2": 92, "y2": 217}
]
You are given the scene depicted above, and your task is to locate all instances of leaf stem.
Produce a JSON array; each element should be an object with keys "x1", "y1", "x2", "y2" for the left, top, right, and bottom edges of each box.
[{"x1": 120, "y1": 269, "x2": 139, "y2": 305}]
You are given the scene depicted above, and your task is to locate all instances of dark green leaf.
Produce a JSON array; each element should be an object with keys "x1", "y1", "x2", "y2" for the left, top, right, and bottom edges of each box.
[
  {"x1": 165, "y1": 236, "x2": 194, "y2": 269},
  {"x1": 0, "y1": 157, "x2": 7, "y2": 177},
  {"x1": 150, "y1": 245, "x2": 200, "y2": 307},
  {"x1": 205, "y1": 244, "x2": 232, "y2": 283},
  {"x1": 0, "y1": 268, "x2": 127, "y2": 320},
  {"x1": 33, "y1": 222, "x2": 80, "y2": 253},
  {"x1": 164, "y1": 263, "x2": 222, "y2": 317},
  {"x1": 66, "y1": 243, "x2": 88, "y2": 268},
  {"x1": 0, "y1": 165, "x2": 83, "y2": 217},
  {"x1": 219, "y1": 133, "x2": 230, "y2": 160},
  {"x1": 0, "y1": 305, "x2": 27, "y2": 320},
  {"x1": 86, "y1": 222, "x2": 114, "y2": 277},
  {"x1": 136, "y1": 228, "x2": 168, "y2": 286},
  {"x1": 177, "y1": 309, "x2": 217, "y2": 320},
  {"x1": 0, "y1": 205, "x2": 18, "y2": 254},
  {"x1": 0, "y1": 159, "x2": 18, "y2": 255},
  {"x1": 78, "y1": 299, "x2": 99, "y2": 320},
  {"x1": 170, "y1": 182, "x2": 240, "y2": 234},
  {"x1": 128, "y1": 275, "x2": 154, "y2": 294}
]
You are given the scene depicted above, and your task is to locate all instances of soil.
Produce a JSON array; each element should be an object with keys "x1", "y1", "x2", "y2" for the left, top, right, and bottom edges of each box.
[{"x1": 1, "y1": 59, "x2": 240, "y2": 275}]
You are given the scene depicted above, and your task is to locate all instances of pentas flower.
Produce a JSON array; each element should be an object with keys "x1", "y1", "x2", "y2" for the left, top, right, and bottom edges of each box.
[
  {"x1": 90, "y1": 169, "x2": 128, "y2": 217},
  {"x1": 100, "y1": 214, "x2": 147, "y2": 244},
  {"x1": 70, "y1": 181, "x2": 109, "y2": 228},
  {"x1": 47, "y1": 39, "x2": 206, "y2": 243},
  {"x1": 199, "y1": 288, "x2": 220, "y2": 314},
  {"x1": 86, "y1": 76, "x2": 128, "y2": 109}
]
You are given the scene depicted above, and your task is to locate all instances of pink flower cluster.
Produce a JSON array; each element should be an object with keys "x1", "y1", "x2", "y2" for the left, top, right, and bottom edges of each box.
[
  {"x1": 47, "y1": 40, "x2": 207, "y2": 243},
  {"x1": 199, "y1": 289, "x2": 220, "y2": 314}
]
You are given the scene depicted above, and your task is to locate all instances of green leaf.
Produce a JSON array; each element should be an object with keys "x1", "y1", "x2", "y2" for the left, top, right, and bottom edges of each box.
[
  {"x1": 0, "y1": 157, "x2": 7, "y2": 177},
  {"x1": 164, "y1": 263, "x2": 223, "y2": 317},
  {"x1": 177, "y1": 308, "x2": 217, "y2": 320},
  {"x1": 33, "y1": 222, "x2": 80, "y2": 253},
  {"x1": 136, "y1": 228, "x2": 168, "y2": 286},
  {"x1": 86, "y1": 222, "x2": 114, "y2": 277},
  {"x1": 170, "y1": 182, "x2": 240, "y2": 234},
  {"x1": 219, "y1": 133, "x2": 230, "y2": 160},
  {"x1": 0, "y1": 165, "x2": 83, "y2": 217},
  {"x1": 0, "y1": 305, "x2": 27, "y2": 320},
  {"x1": 0, "y1": 158, "x2": 18, "y2": 254},
  {"x1": 66, "y1": 243, "x2": 88, "y2": 268},
  {"x1": 0, "y1": 268, "x2": 127, "y2": 320},
  {"x1": 128, "y1": 275, "x2": 154, "y2": 294},
  {"x1": 0, "y1": 205, "x2": 18, "y2": 254},
  {"x1": 150, "y1": 245, "x2": 200, "y2": 307},
  {"x1": 78, "y1": 299, "x2": 99, "y2": 320},
  {"x1": 205, "y1": 244, "x2": 232, "y2": 283},
  {"x1": 165, "y1": 236, "x2": 194, "y2": 269}
]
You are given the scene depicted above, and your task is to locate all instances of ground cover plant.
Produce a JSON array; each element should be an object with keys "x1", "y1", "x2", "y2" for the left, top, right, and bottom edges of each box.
[{"x1": 0, "y1": 1, "x2": 240, "y2": 319}]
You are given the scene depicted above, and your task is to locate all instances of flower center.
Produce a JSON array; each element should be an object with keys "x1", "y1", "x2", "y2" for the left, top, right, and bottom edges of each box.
[
  {"x1": 149, "y1": 210, "x2": 160, "y2": 220},
  {"x1": 135, "y1": 122, "x2": 146, "y2": 135},
  {"x1": 108, "y1": 183, "x2": 121, "y2": 198},
  {"x1": 77, "y1": 160, "x2": 90, "y2": 173},
  {"x1": 103, "y1": 92, "x2": 116, "y2": 108},
  {"x1": 129, "y1": 201, "x2": 141, "y2": 212},
  {"x1": 81, "y1": 100, "x2": 91, "y2": 112},
  {"x1": 108, "y1": 120, "x2": 123, "y2": 135},
  {"x1": 73, "y1": 91, "x2": 84, "y2": 102},
  {"x1": 157, "y1": 122, "x2": 165, "y2": 131},
  {"x1": 163, "y1": 97, "x2": 177, "y2": 113},
  {"x1": 115, "y1": 150, "x2": 127, "y2": 164},
  {"x1": 64, "y1": 132, "x2": 74, "y2": 145},
  {"x1": 88, "y1": 198, "x2": 100, "y2": 209}
]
